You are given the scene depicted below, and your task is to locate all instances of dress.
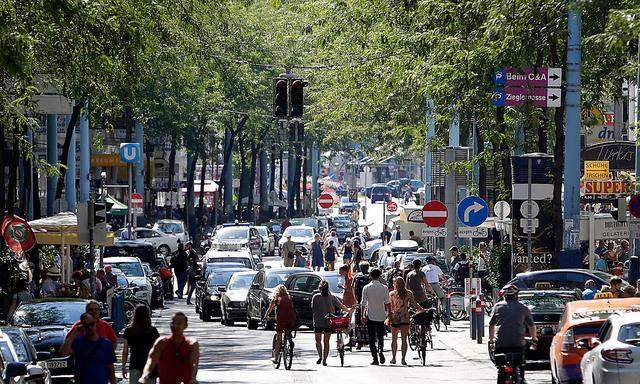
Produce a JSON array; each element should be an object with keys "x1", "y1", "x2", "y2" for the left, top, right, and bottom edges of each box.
[
  {"x1": 388, "y1": 290, "x2": 417, "y2": 327},
  {"x1": 311, "y1": 241, "x2": 324, "y2": 268},
  {"x1": 342, "y1": 275, "x2": 355, "y2": 307}
]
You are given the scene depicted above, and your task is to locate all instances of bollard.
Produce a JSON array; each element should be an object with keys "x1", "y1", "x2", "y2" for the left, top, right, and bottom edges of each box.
[
  {"x1": 630, "y1": 256, "x2": 639, "y2": 287},
  {"x1": 470, "y1": 295, "x2": 477, "y2": 340},
  {"x1": 476, "y1": 299, "x2": 484, "y2": 344},
  {"x1": 444, "y1": 294, "x2": 451, "y2": 326}
]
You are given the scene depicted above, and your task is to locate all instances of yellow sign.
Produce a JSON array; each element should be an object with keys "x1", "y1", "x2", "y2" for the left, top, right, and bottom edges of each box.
[
  {"x1": 91, "y1": 154, "x2": 126, "y2": 167},
  {"x1": 584, "y1": 161, "x2": 609, "y2": 180},
  {"x1": 594, "y1": 292, "x2": 614, "y2": 299}
]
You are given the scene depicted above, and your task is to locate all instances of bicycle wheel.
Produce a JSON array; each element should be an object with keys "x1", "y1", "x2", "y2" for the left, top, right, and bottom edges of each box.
[
  {"x1": 272, "y1": 334, "x2": 282, "y2": 369},
  {"x1": 408, "y1": 323, "x2": 418, "y2": 351},
  {"x1": 419, "y1": 326, "x2": 427, "y2": 366},
  {"x1": 433, "y1": 311, "x2": 441, "y2": 332},
  {"x1": 284, "y1": 333, "x2": 293, "y2": 370}
]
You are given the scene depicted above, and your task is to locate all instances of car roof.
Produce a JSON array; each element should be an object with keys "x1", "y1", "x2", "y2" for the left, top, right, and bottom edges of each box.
[
  {"x1": 564, "y1": 298, "x2": 640, "y2": 323},
  {"x1": 104, "y1": 256, "x2": 141, "y2": 263},
  {"x1": 232, "y1": 270, "x2": 259, "y2": 276},
  {"x1": 206, "y1": 249, "x2": 252, "y2": 257},
  {"x1": 266, "y1": 267, "x2": 307, "y2": 274},
  {"x1": 23, "y1": 298, "x2": 88, "y2": 304},
  {"x1": 515, "y1": 269, "x2": 599, "y2": 277},
  {"x1": 221, "y1": 222, "x2": 252, "y2": 227},
  {"x1": 519, "y1": 290, "x2": 578, "y2": 297},
  {"x1": 286, "y1": 225, "x2": 314, "y2": 229},
  {"x1": 156, "y1": 219, "x2": 183, "y2": 224},
  {"x1": 111, "y1": 240, "x2": 154, "y2": 248},
  {"x1": 209, "y1": 267, "x2": 249, "y2": 274}
]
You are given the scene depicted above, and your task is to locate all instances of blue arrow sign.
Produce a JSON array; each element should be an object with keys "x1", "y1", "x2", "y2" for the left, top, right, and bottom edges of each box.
[{"x1": 457, "y1": 196, "x2": 488, "y2": 227}]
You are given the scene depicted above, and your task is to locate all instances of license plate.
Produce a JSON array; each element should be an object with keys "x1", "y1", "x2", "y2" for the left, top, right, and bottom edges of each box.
[
  {"x1": 537, "y1": 325, "x2": 558, "y2": 335},
  {"x1": 46, "y1": 360, "x2": 67, "y2": 369}
]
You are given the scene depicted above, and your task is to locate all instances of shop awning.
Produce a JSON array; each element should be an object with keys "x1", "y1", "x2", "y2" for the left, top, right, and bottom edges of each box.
[{"x1": 104, "y1": 194, "x2": 128, "y2": 216}]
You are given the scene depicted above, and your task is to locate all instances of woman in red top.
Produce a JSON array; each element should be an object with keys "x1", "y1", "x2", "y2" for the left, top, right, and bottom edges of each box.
[
  {"x1": 140, "y1": 312, "x2": 200, "y2": 384},
  {"x1": 264, "y1": 285, "x2": 296, "y2": 363},
  {"x1": 339, "y1": 265, "x2": 355, "y2": 307}
]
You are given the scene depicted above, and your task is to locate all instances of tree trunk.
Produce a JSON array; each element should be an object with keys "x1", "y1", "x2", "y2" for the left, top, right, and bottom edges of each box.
[
  {"x1": 551, "y1": 38, "x2": 566, "y2": 264},
  {"x1": 168, "y1": 134, "x2": 177, "y2": 196},
  {"x1": 0, "y1": 120, "x2": 6, "y2": 213},
  {"x1": 218, "y1": 115, "x2": 248, "y2": 192},
  {"x1": 7, "y1": 135, "x2": 19, "y2": 213},
  {"x1": 293, "y1": 144, "x2": 302, "y2": 215},
  {"x1": 198, "y1": 158, "x2": 206, "y2": 222},
  {"x1": 237, "y1": 138, "x2": 247, "y2": 218},
  {"x1": 20, "y1": 125, "x2": 31, "y2": 216},
  {"x1": 247, "y1": 144, "x2": 258, "y2": 216},
  {"x1": 302, "y1": 145, "x2": 308, "y2": 212},
  {"x1": 55, "y1": 101, "x2": 84, "y2": 199},
  {"x1": 185, "y1": 152, "x2": 198, "y2": 239},
  {"x1": 269, "y1": 144, "x2": 276, "y2": 192},
  {"x1": 477, "y1": 127, "x2": 487, "y2": 201},
  {"x1": 32, "y1": 167, "x2": 41, "y2": 219},
  {"x1": 496, "y1": 107, "x2": 512, "y2": 196}
]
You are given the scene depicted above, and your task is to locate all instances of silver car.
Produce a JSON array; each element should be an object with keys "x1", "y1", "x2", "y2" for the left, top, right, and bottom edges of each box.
[
  {"x1": 581, "y1": 312, "x2": 640, "y2": 384},
  {"x1": 254, "y1": 226, "x2": 275, "y2": 256}
]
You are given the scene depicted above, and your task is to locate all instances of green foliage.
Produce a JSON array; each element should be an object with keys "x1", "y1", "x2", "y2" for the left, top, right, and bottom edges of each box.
[
  {"x1": 487, "y1": 244, "x2": 512, "y2": 289},
  {"x1": 0, "y1": 249, "x2": 25, "y2": 295}
]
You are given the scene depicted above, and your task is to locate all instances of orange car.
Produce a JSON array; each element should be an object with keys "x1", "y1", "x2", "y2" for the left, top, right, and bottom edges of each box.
[{"x1": 549, "y1": 298, "x2": 640, "y2": 384}]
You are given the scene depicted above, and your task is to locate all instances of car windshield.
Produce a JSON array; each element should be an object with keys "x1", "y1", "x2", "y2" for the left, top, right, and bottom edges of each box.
[
  {"x1": 108, "y1": 262, "x2": 144, "y2": 277},
  {"x1": 2, "y1": 329, "x2": 31, "y2": 363},
  {"x1": 207, "y1": 257, "x2": 251, "y2": 269},
  {"x1": 217, "y1": 227, "x2": 249, "y2": 240},
  {"x1": 0, "y1": 341, "x2": 14, "y2": 363},
  {"x1": 228, "y1": 273, "x2": 257, "y2": 290},
  {"x1": 618, "y1": 323, "x2": 640, "y2": 344},
  {"x1": 291, "y1": 218, "x2": 317, "y2": 227},
  {"x1": 265, "y1": 270, "x2": 301, "y2": 288},
  {"x1": 255, "y1": 227, "x2": 268, "y2": 236},
  {"x1": 520, "y1": 294, "x2": 575, "y2": 311},
  {"x1": 156, "y1": 222, "x2": 183, "y2": 234},
  {"x1": 283, "y1": 227, "x2": 314, "y2": 238},
  {"x1": 334, "y1": 221, "x2": 350, "y2": 228},
  {"x1": 208, "y1": 270, "x2": 236, "y2": 287},
  {"x1": 12, "y1": 301, "x2": 86, "y2": 326},
  {"x1": 590, "y1": 271, "x2": 629, "y2": 287}
]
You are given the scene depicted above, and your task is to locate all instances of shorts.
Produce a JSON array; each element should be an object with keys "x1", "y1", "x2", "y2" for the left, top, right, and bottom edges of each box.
[{"x1": 314, "y1": 327, "x2": 331, "y2": 334}]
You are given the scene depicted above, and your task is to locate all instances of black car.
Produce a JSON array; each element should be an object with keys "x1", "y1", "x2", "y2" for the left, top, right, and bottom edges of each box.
[
  {"x1": 10, "y1": 298, "x2": 88, "y2": 382},
  {"x1": 370, "y1": 184, "x2": 391, "y2": 203},
  {"x1": 518, "y1": 290, "x2": 580, "y2": 363},
  {"x1": 507, "y1": 269, "x2": 624, "y2": 291},
  {"x1": 285, "y1": 271, "x2": 344, "y2": 328},
  {"x1": 196, "y1": 267, "x2": 249, "y2": 321},
  {"x1": 333, "y1": 220, "x2": 353, "y2": 242},
  {"x1": 1, "y1": 327, "x2": 52, "y2": 384},
  {"x1": 246, "y1": 267, "x2": 308, "y2": 330},
  {"x1": 220, "y1": 270, "x2": 259, "y2": 326}
]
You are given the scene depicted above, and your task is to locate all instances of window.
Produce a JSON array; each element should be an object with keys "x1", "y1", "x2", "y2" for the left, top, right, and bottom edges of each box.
[
  {"x1": 522, "y1": 272, "x2": 567, "y2": 289},
  {"x1": 618, "y1": 323, "x2": 640, "y2": 344},
  {"x1": 307, "y1": 277, "x2": 321, "y2": 293},
  {"x1": 564, "y1": 272, "x2": 591, "y2": 290},
  {"x1": 598, "y1": 320, "x2": 613, "y2": 342},
  {"x1": 290, "y1": 276, "x2": 310, "y2": 292},
  {"x1": 252, "y1": 272, "x2": 264, "y2": 288},
  {"x1": 136, "y1": 230, "x2": 150, "y2": 239}
]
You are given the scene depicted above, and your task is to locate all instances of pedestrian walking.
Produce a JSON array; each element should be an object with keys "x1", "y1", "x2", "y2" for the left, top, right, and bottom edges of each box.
[
  {"x1": 67, "y1": 300, "x2": 118, "y2": 350},
  {"x1": 185, "y1": 245, "x2": 201, "y2": 305},
  {"x1": 351, "y1": 240, "x2": 365, "y2": 273},
  {"x1": 171, "y1": 243, "x2": 189, "y2": 299},
  {"x1": 342, "y1": 238, "x2": 353, "y2": 266},
  {"x1": 140, "y1": 312, "x2": 200, "y2": 384},
  {"x1": 59, "y1": 313, "x2": 117, "y2": 384},
  {"x1": 339, "y1": 265, "x2": 355, "y2": 307},
  {"x1": 361, "y1": 268, "x2": 389, "y2": 365},
  {"x1": 388, "y1": 276, "x2": 424, "y2": 365},
  {"x1": 7, "y1": 279, "x2": 33, "y2": 319},
  {"x1": 311, "y1": 234, "x2": 324, "y2": 272},
  {"x1": 311, "y1": 281, "x2": 350, "y2": 365},
  {"x1": 324, "y1": 240, "x2": 337, "y2": 271},
  {"x1": 122, "y1": 305, "x2": 159, "y2": 384},
  {"x1": 281, "y1": 235, "x2": 296, "y2": 267}
]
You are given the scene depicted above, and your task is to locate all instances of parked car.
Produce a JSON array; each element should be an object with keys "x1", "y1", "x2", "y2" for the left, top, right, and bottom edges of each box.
[
  {"x1": 211, "y1": 225, "x2": 263, "y2": 256},
  {"x1": 370, "y1": 184, "x2": 392, "y2": 203},
  {"x1": 254, "y1": 226, "x2": 275, "y2": 256},
  {"x1": 581, "y1": 312, "x2": 640, "y2": 384},
  {"x1": 117, "y1": 228, "x2": 179, "y2": 257},
  {"x1": 285, "y1": 271, "x2": 344, "y2": 328},
  {"x1": 277, "y1": 226, "x2": 315, "y2": 255},
  {"x1": 141, "y1": 263, "x2": 164, "y2": 309},
  {"x1": 10, "y1": 298, "x2": 88, "y2": 382},
  {"x1": 550, "y1": 298, "x2": 640, "y2": 384},
  {"x1": 202, "y1": 249, "x2": 261, "y2": 273},
  {"x1": 517, "y1": 290, "x2": 580, "y2": 363},
  {"x1": 103, "y1": 257, "x2": 153, "y2": 306},
  {"x1": 386, "y1": 181, "x2": 401, "y2": 198},
  {"x1": 153, "y1": 219, "x2": 189, "y2": 244},
  {"x1": 196, "y1": 267, "x2": 249, "y2": 321},
  {"x1": 364, "y1": 239, "x2": 384, "y2": 264},
  {"x1": 245, "y1": 267, "x2": 308, "y2": 329},
  {"x1": 398, "y1": 252, "x2": 434, "y2": 271},
  {"x1": 339, "y1": 197, "x2": 359, "y2": 213},
  {"x1": 220, "y1": 270, "x2": 259, "y2": 326},
  {"x1": 0, "y1": 332, "x2": 32, "y2": 383},
  {"x1": 508, "y1": 269, "x2": 625, "y2": 291},
  {"x1": 1, "y1": 327, "x2": 51, "y2": 384}
]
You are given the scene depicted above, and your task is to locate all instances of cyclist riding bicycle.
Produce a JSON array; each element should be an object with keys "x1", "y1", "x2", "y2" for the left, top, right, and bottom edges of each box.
[
  {"x1": 264, "y1": 285, "x2": 297, "y2": 364},
  {"x1": 422, "y1": 256, "x2": 446, "y2": 310},
  {"x1": 488, "y1": 284, "x2": 537, "y2": 380},
  {"x1": 405, "y1": 259, "x2": 436, "y2": 308}
]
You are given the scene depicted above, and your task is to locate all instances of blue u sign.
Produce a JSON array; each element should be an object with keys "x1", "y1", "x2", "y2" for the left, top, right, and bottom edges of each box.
[{"x1": 119, "y1": 143, "x2": 141, "y2": 164}]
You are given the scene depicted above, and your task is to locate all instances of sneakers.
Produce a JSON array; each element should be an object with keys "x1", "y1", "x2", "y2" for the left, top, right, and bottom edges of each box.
[
  {"x1": 371, "y1": 360, "x2": 379, "y2": 365},
  {"x1": 379, "y1": 352, "x2": 385, "y2": 364}
]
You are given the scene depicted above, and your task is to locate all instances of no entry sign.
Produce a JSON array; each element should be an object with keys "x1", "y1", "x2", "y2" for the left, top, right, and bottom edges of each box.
[
  {"x1": 387, "y1": 201, "x2": 398, "y2": 213},
  {"x1": 131, "y1": 193, "x2": 143, "y2": 208},
  {"x1": 422, "y1": 200, "x2": 448, "y2": 227},
  {"x1": 318, "y1": 193, "x2": 334, "y2": 209}
]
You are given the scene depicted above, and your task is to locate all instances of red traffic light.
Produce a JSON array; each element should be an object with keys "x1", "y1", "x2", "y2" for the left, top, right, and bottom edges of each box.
[
  {"x1": 290, "y1": 79, "x2": 304, "y2": 118},
  {"x1": 273, "y1": 78, "x2": 288, "y2": 118}
]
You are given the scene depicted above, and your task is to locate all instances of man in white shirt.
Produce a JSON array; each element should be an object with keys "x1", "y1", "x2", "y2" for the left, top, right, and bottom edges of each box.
[
  {"x1": 324, "y1": 230, "x2": 339, "y2": 250},
  {"x1": 361, "y1": 268, "x2": 390, "y2": 365},
  {"x1": 423, "y1": 256, "x2": 446, "y2": 309}
]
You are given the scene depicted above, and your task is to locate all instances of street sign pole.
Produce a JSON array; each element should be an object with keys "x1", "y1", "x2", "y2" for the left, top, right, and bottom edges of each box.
[
  {"x1": 527, "y1": 157, "x2": 532, "y2": 271},
  {"x1": 128, "y1": 162, "x2": 134, "y2": 235},
  {"x1": 635, "y1": 33, "x2": 640, "y2": 257}
]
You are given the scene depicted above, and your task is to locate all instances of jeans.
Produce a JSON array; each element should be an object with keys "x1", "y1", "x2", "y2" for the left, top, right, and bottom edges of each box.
[
  {"x1": 175, "y1": 271, "x2": 188, "y2": 298},
  {"x1": 367, "y1": 319, "x2": 385, "y2": 361}
]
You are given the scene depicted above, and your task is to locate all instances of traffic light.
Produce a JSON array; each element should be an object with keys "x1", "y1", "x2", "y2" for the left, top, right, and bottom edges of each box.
[
  {"x1": 290, "y1": 79, "x2": 304, "y2": 118},
  {"x1": 273, "y1": 78, "x2": 288, "y2": 118},
  {"x1": 288, "y1": 121, "x2": 304, "y2": 142}
]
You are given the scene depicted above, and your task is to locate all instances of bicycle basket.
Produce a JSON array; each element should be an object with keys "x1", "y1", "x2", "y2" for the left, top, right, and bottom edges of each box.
[
  {"x1": 412, "y1": 309, "x2": 434, "y2": 326},
  {"x1": 327, "y1": 316, "x2": 350, "y2": 331}
]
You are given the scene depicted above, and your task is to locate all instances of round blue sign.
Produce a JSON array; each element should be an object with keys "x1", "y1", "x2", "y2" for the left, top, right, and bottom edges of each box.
[{"x1": 457, "y1": 196, "x2": 489, "y2": 227}]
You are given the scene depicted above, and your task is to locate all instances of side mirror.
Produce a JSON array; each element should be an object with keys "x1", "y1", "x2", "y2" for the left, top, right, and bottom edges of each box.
[
  {"x1": 251, "y1": 283, "x2": 260, "y2": 290},
  {"x1": 36, "y1": 351, "x2": 51, "y2": 361},
  {"x1": 26, "y1": 365, "x2": 45, "y2": 379},
  {"x1": 4, "y1": 362, "x2": 27, "y2": 379},
  {"x1": 257, "y1": 263, "x2": 265, "y2": 269},
  {"x1": 217, "y1": 286, "x2": 227, "y2": 292}
]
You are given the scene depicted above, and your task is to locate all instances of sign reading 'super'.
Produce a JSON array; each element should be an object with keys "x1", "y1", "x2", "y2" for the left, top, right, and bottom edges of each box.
[{"x1": 582, "y1": 180, "x2": 635, "y2": 195}]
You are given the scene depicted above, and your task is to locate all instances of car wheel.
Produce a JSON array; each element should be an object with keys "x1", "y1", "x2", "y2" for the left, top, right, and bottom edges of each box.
[
  {"x1": 158, "y1": 245, "x2": 171, "y2": 257},
  {"x1": 247, "y1": 315, "x2": 259, "y2": 330},
  {"x1": 202, "y1": 307, "x2": 212, "y2": 322}
]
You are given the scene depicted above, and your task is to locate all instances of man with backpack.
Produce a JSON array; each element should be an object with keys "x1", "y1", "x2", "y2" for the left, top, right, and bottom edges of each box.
[
  {"x1": 453, "y1": 253, "x2": 471, "y2": 286},
  {"x1": 352, "y1": 262, "x2": 372, "y2": 349}
]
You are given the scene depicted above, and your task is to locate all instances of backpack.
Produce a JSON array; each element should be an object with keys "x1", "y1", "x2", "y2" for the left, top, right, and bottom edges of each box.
[
  {"x1": 455, "y1": 262, "x2": 470, "y2": 282},
  {"x1": 353, "y1": 273, "x2": 371, "y2": 303}
]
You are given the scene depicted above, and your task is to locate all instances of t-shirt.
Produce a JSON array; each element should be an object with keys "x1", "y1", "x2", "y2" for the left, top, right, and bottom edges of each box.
[
  {"x1": 325, "y1": 246, "x2": 337, "y2": 262},
  {"x1": 582, "y1": 288, "x2": 597, "y2": 300},
  {"x1": 311, "y1": 294, "x2": 341, "y2": 329},
  {"x1": 422, "y1": 264, "x2": 443, "y2": 284},
  {"x1": 489, "y1": 299, "x2": 534, "y2": 348},
  {"x1": 71, "y1": 336, "x2": 116, "y2": 384},
  {"x1": 123, "y1": 326, "x2": 160, "y2": 370},
  {"x1": 406, "y1": 270, "x2": 428, "y2": 302},
  {"x1": 70, "y1": 319, "x2": 117, "y2": 346},
  {"x1": 361, "y1": 281, "x2": 390, "y2": 322}
]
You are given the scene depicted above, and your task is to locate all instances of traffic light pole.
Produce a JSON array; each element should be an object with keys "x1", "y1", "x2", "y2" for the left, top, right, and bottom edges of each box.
[{"x1": 88, "y1": 199, "x2": 96, "y2": 299}]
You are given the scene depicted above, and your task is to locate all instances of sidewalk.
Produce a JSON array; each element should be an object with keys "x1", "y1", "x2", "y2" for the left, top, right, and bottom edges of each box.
[{"x1": 436, "y1": 319, "x2": 493, "y2": 366}]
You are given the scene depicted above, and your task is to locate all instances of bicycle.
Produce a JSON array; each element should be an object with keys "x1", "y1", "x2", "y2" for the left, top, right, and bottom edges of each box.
[
  {"x1": 326, "y1": 313, "x2": 351, "y2": 367},
  {"x1": 272, "y1": 328, "x2": 295, "y2": 370},
  {"x1": 425, "y1": 296, "x2": 448, "y2": 332},
  {"x1": 408, "y1": 309, "x2": 433, "y2": 366}
]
